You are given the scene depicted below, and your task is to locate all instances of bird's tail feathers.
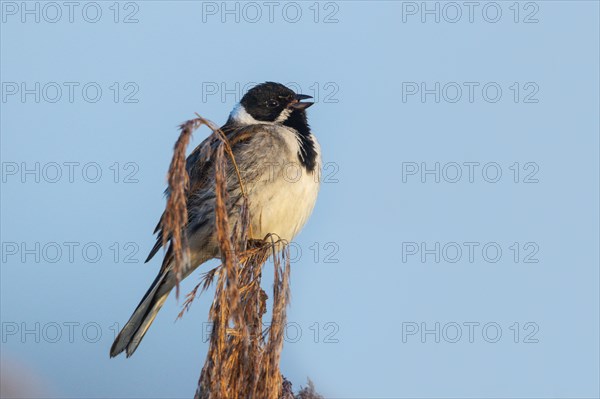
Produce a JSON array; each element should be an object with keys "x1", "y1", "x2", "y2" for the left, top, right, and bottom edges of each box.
[{"x1": 110, "y1": 271, "x2": 171, "y2": 358}]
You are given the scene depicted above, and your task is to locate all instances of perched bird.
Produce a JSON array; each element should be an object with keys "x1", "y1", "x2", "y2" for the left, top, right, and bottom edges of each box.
[{"x1": 110, "y1": 82, "x2": 321, "y2": 357}]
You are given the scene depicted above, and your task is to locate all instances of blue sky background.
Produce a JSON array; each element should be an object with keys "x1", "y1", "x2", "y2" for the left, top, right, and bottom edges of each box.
[{"x1": 1, "y1": 1, "x2": 599, "y2": 398}]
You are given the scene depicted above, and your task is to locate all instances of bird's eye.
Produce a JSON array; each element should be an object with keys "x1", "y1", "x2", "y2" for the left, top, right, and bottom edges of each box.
[{"x1": 267, "y1": 99, "x2": 279, "y2": 108}]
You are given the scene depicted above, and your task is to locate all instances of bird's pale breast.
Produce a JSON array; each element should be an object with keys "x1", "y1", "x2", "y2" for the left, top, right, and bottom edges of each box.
[{"x1": 248, "y1": 127, "x2": 321, "y2": 242}]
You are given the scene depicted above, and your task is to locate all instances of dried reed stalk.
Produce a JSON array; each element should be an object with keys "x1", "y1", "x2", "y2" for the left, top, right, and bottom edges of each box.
[
  {"x1": 164, "y1": 115, "x2": 296, "y2": 399},
  {"x1": 161, "y1": 118, "x2": 196, "y2": 298}
]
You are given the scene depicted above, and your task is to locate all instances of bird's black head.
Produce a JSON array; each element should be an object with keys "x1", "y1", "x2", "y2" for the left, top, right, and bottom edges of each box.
[{"x1": 230, "y1": 82, "x2": 313, "y2": 125}]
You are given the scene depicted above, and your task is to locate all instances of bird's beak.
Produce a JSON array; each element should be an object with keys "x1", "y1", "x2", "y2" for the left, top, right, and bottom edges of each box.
[{"x1": 289, "y1": 94, "x2": 314, "y2": 110}]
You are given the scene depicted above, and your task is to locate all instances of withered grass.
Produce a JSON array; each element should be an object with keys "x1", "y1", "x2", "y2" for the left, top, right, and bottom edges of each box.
[{"x1": 162, "y1": 115, "x2": 305, "y2": 399}]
